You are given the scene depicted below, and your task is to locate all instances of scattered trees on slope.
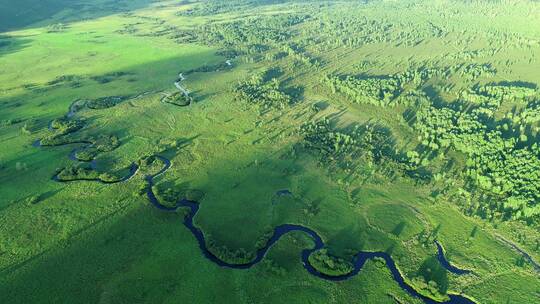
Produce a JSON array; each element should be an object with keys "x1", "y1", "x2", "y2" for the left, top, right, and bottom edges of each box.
[{"x1": 234, "y1": 72, "x2": 293, "y2": 110}]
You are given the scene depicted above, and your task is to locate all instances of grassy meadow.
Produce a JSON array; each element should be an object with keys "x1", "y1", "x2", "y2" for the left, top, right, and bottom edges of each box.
[{"x1": 1, "y1": 1, "x2": 539, "y2": 303}]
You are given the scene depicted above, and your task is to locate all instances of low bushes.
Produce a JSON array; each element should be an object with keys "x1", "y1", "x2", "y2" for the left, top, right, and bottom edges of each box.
[
  {"x1": 87, "y1": 96, "x2": 126, "y2": 109},
  {"x1": 308, "y1": 249, "x2": 354, "y2": 276},
  {"x1": 163, "y1": 92, "x2": 192, "y2": 107}
]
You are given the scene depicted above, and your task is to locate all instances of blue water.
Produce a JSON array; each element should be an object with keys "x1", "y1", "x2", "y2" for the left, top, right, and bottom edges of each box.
[
  {"x1": 40, "y1": 139, "x2": 476, "y2": 304},
  {"x1": 435, "y1": 241, "x2": 471, "y2": 275},
  {"x1": 143, "y1": 158, "x2": 475, "y2": 304}
]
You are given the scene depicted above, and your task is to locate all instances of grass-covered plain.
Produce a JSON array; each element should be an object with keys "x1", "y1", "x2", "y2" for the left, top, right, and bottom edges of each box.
[{"x1": 1, "y1": 1, "x2": 539, "y2": 303}]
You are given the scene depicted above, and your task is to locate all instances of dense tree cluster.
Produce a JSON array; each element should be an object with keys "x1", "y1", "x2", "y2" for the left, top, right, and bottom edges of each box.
[
  {"x1": 322, "y1": 67, "x2": 449, "y2": 107},
  {"x1": 300, "y1": 118, "x2": 366, "y2": 162},
  {"x1": 413, "y1": 94, "x2": 540, "y2": 222},
  {"x1": 46, "y1": 75, "x2": 83, "y2": 87},
  {"x1": 184, "y1": 62, "x2": 233, "y2": 74},
  {"x1": 411, "y1": 257, "x2": 448, "y2": 300},
  {"x1": 153, "y1": 182, "x2": 205, "y2": 207},
  {"x1": 40, "y1": 118, "x2": 85, "y2": 146},
  {"x1": 521, "y1": 100, "x2": 540, "y2": 124},
  {"x1": 55, "y1": 165, "x2": 123, "y2": 183},
  {"x1": 177, "y1": 0, "x2": 308, "y2": 17},
  {"x1": 206, "y1": 239, "x2": 255, "y2": 265},
  {"x1": 87, "y1": 96, "x2": 126, "y2": 109},
  {"x1": 300, "y1": 9, "x2": 439, "y2": 49},
  {"x1": 234, "y1": 72, "x2": 292, "y2": 109},
  {"x1": 308, "y1": 249, "x2": 354, "y2": 276},
  {"x1": 50, "y1": 117, "x2": 84, "y2": 134},
  {"x1": 461, "y1": 83, "x2": 537, "y2": 111},
  {"x1": 300, "y1": 118, "x2": 432, "y2": 182},
  {"x1": 319, "y1": 71, "x2": 540, "y2": 220},
  {"x1": 153, "y1": 184, "x2": 182, "y2": 206},
  {"x1": 322, "y1": 74, "x2": 403, "y2": 107},
  {"x1": 137, "y1": 155, "x2": 163, "y2": 170},
  {"x1": 459, "y1": 63, "x2": 496, "y2": 81},
  {"x1": 202, "y1": 227, "x2": 275, "y2": 265},
  {"x1": 39, "y1": 114, "x2": 121, "y2": 170},
  {"x1": 74, "y1": 135, "x2": 120, "y2": 161},
  {"x1": 163, "y1": 92, "x2": 192, "y2": 107},
  {"x1": 194, "y1": 14, "x2": 306, "y2": 49}
]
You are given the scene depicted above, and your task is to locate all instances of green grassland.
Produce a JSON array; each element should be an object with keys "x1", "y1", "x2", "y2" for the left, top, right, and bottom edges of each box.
[{"x1": 1, "y1": 0, "x2": 539, "y2": 303}]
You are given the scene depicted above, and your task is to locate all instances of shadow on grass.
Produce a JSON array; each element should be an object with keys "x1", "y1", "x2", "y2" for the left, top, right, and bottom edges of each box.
[
  {"x1": 417, "y1": 256, "x2": 449, "y2": 294},
  {"x1": 0, "y1": 0, "x2": 159, "y2": 33},
  {"x1": 0, "y1": 35, "x2": 32, "y2": 58},
  {"x1": 0, "y1": 48, "x2": 223, "y2": 209},
  {"x1": 0, "y1": 204, "x2": 189, "y2": 303}
]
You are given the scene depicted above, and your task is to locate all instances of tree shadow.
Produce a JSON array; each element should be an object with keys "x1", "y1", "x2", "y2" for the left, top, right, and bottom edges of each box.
[
  {"x1": 417, "y1": 256, "x2": 449, "y2": 294},
  {"x1": 0, "y1": 205, "x2": 188, "y2": 303},
  {"x1": 263, "y1": 67, "x2": 284, "y2": 82},
  {"x1": 488, "y1": 80, "x2": 537, "y2": 90},
  {"x1": 326, "y1": 224, "x2": 366, "y2": 258},
  {"x1": 391, "y1": 221, "x2": 407, "y2": 237},
  {"x1": 0, "y1": 35, "x2": 32, "y2": 58}
]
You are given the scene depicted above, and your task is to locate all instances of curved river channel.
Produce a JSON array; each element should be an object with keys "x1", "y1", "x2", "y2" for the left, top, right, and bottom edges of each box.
[
  {"x1": 35, "y1": 147, "x2": 476, "y2": 303},
  {"x1": 36, "y1": 92, "x2": 476, "y2": 303},
  {"x1": 435, "y1": 241, "x2": 471, "y2": 275},
  {"x1": 139, "y1": 156, "x2": 476, "y2": 304}
]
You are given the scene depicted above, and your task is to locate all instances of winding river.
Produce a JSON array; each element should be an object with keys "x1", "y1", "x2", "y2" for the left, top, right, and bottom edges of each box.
[
  {"x1": 34, "y1": 135, "x2": 476, "y2": 303},
  {"x1": 33, "y1": 139, "x2": 138, "y2": 184},
  {"x1": 174, "y1": 73, "x2": 189, "y2": 96},
  {"x1": 435, "y1": 241, "x2": 471, "y2": 275},
  {"x1": 139, "y1": 157, "x2": 475, "y2": 304},
  {"x1": 33, "y1": 61, "x2": 479, "y2": 302}
]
